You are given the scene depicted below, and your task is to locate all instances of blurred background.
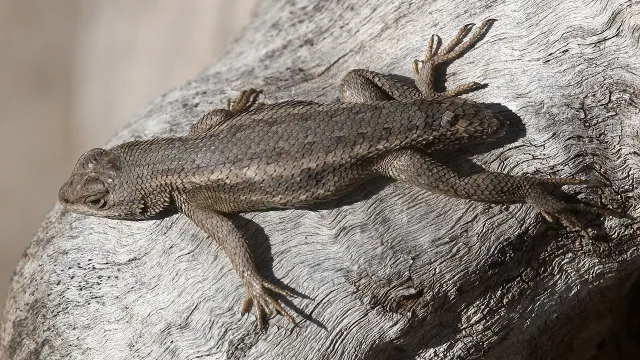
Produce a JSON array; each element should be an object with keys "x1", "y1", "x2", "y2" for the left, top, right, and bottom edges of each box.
[{"x1": 0, "y1": 0, "x2": 258, "y2": 314}]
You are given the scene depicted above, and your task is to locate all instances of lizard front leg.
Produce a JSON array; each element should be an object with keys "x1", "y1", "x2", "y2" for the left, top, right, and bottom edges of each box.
[
  {"x1": 174, "y1": 194, "x2": 295, "y2": 329},
  {"x1": 373, "y1": 149, "x2": 626, "y2": 239},
  {"x1": 188, "y1": 88, "x2": 263, "y2": 136}
]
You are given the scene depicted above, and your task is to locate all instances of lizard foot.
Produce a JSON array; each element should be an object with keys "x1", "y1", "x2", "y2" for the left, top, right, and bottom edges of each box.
[
  {"x1": 241, "y1": 273, "x2": 296, "y2": 330},
  {"x1": 226, "y1": 88, "x2": 264, "y2": 114},
  {"x1": 527, "y1": 180, "x2": 627, "y2": 240},
  {"x1": 413, "y1": 19, "x2": 495, "y2": 98},
  {"x1": 188, "y1": 88, "x2": 264, "y2": 136}
]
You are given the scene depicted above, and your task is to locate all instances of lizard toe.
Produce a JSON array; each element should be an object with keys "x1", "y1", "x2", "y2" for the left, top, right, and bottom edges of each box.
[
  {"x1": 527, "y1": 184, "x2": 624, "y2": 239},
  {"x1": 243, "y1": 276, "x2": 296, "y2": 329}
]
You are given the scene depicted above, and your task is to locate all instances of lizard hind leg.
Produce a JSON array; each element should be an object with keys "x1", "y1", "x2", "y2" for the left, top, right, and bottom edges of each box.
[
  {"x1": 525, "y1": 184, "x2": 626, "y2": 240},
  {"x1": 373, "y1": 149, "x2": 625, "y2": 239},
  {"x1": 413, "y1": 20, "x2": 495, "y2": 99}
]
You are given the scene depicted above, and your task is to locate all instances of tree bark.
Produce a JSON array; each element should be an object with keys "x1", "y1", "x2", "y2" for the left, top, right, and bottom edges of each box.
[{"x1": 2, "y1": 0, "x2": 639, "y2": 359}]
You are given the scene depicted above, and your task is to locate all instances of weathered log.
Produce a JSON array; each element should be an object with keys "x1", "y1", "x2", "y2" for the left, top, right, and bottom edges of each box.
[{"x1": 2, "y1": 0, "x2": 639, "y2": 359}]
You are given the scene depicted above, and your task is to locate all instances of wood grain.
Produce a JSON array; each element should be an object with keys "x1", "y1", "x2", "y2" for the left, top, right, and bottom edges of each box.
[{"x1": 2, "y1": 0, "x2": 639, "y2": 359}]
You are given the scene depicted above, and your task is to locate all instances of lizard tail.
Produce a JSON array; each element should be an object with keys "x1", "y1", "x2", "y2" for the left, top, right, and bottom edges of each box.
[{"x1": 542, "y1": 177, "x2": 611, "y2": 187}]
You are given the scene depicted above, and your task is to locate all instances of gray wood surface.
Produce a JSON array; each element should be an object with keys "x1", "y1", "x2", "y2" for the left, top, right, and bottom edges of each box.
[{"x1": 2, "y1": 0, "x2": 639, "y2": 359}]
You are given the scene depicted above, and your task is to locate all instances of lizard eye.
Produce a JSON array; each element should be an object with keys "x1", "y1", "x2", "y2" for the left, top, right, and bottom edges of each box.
[{"x1": 86, "y1": 197, "x2": 107, "y2": 209}]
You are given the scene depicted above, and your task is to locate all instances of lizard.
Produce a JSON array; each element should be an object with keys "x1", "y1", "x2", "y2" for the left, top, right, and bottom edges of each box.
[{"x1": 58, "y1": 20, "x2": 625, "y2": 329}]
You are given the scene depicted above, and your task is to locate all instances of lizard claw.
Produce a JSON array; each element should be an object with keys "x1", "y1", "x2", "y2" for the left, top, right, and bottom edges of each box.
[
  {"x1": 226, "y1": 88, "x2": 264, "y2": 114},
  {"x1": 420, "y1": 20, "x2": 493, "y2": 66},
  {"x1": 413, "y1": 19, "x2": 495, "y2": 99},
  {"x1": 240, "y1": 274, "x2": 296, "y2": 330},
  {"x1": 188, "y1": 88, "x2": 264, "y2": 136},
  {"x1": 527, "y1": 183, "x2": 627, "y2": 239}
]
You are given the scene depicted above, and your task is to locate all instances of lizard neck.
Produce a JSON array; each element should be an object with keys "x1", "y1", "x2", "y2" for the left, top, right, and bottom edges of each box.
[{"x1": 109, "y1": 137, "x2": 197, "y2": 218}]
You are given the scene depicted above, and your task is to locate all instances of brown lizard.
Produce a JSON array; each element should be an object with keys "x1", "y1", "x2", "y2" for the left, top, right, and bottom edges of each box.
[{"x1": 58, "y1": 20, "x2": 625, "y2": 329}]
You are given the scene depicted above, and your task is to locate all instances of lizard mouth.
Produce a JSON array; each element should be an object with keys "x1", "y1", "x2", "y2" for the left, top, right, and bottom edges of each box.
[
  {"x1": 58, "y1": 173, "x2": 109, "y2": 207},
  {"x1": 58, "y1": 179, "x2": 74, "y2": 205}
]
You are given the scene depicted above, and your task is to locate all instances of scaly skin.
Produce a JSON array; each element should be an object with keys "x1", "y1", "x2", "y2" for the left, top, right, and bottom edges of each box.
[{"x1": 58, "y1": 20, "x2": 625, "y2": 329}]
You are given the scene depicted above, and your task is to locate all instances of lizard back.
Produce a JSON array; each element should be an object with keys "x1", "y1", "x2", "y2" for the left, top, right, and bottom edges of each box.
[{"x1": 108, "y1": 98, "x2": 503, "y2": 212}]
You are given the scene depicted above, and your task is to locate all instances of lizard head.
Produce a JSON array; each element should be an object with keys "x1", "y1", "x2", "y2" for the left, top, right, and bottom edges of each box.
[{"x1": 59, "y1": 148, "x2": 145, "y2": 219}]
